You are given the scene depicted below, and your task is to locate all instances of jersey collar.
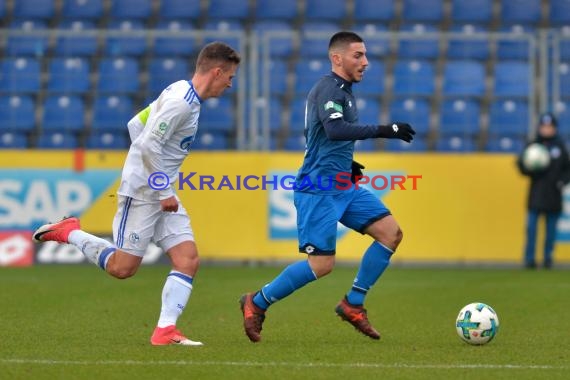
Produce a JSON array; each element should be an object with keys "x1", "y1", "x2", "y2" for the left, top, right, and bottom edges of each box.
[
  {"x1": 330, "y1": 72, "x2": 353, "y2": 93},
  {"x1": 187, "y1": 81, "x2": 203, "y2": 104}
]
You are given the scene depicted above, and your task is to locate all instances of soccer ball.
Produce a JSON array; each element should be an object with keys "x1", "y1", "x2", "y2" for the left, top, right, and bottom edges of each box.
[
  {"x1": 455, "y1": 302, "x2": 499, "y2": 345},
  {"x1": 522, "y1": 143, "x2": 550, "y2": 172}
]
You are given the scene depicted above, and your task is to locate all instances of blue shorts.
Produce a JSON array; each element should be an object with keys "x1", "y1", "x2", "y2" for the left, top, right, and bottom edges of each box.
[{"x1": 294, "y1": 187, "x2": 390, "y2": 255}]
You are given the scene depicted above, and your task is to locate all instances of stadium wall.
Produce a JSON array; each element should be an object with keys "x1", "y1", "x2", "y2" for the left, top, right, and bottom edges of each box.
[{"x1": 1, "y1": 150, "x2": 570, "y2": 266}]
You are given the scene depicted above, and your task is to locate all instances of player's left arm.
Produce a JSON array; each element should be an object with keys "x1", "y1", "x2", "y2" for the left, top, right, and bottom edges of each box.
[{"x1": 317, "y1": 89, "x2": 415, "y2": 142}]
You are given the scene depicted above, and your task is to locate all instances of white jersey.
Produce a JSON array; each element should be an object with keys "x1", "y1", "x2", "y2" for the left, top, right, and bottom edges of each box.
[{"x1": 118, "y1": 80, "x2": 201, "y2": 201}]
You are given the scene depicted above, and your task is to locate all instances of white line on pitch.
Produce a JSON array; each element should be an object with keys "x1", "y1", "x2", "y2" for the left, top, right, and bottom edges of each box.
[{"x1": 0, "y1": 359, "x2": 567, "y2": 370}]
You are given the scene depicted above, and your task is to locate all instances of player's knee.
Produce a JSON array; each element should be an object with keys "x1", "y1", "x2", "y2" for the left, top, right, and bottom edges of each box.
[
  {"x1": 379, "y1": 227, "x2": 403, "y2": 252},
  {"x1": 108, "y1": 266, "x2": 138, "y2": 279},
  {"x1": 308, "y1": 256, "x2": 335, "y2": 278},
  {"x1": 172, "y1": 254, "x2": 200, "y2": 275}
]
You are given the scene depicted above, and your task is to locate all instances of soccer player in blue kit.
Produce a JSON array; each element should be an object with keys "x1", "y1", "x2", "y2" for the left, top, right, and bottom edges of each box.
[{"x1": 240, "y1": 32, "x2": 415, "y2": 342}]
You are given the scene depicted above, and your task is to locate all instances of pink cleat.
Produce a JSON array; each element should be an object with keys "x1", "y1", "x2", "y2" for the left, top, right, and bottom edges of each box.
[
  {"x1": 32, "y1": 217, "x2": 80, "y2": 243},
  {"x1": 150, "y1": 325, "x2": 203, "y2": 346}
]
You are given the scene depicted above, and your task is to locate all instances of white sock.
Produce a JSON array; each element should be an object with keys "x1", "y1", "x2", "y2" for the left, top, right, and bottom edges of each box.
[
  {"x1": 68, "y1": 230, "x2": 114, "y2": 267},
  {"x1": 157, "y1": 271, "x2": 193, "y2": 328}
]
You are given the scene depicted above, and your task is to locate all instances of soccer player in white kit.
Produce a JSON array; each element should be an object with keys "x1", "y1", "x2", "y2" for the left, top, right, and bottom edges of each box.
[{"x1": 33, "y1": 42, "x2": 241, "y2": 346}]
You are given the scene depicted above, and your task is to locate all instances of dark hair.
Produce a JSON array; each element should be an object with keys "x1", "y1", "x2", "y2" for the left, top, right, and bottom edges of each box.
[
  {"x1": 328, "y1": 31, "x2": 364, "y2": 51},
  {"x1": 196, "y1": 42, "x2": 241, "y2": 73},
  {"x1": 539, "y1": 112, "x2": 557, "y2": 127}
]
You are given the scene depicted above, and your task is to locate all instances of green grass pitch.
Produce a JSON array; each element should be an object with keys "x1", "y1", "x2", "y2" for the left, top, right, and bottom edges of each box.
[{"x1": 1, "y1": 265, "x2": 569, "y2": 379}]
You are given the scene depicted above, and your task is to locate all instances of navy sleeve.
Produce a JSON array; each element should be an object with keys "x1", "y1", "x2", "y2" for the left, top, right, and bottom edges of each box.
[{"x1": 315, "y1": 85, "x2": 381, "y2": 141}]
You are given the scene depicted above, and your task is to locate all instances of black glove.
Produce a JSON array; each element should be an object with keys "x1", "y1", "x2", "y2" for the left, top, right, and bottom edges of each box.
[
  {"x1": 378, "y1": 122, "x2": 416, "y2": 142},
  {"x1": 351, "y1": 160, "x2": 365, "y2": 184}
]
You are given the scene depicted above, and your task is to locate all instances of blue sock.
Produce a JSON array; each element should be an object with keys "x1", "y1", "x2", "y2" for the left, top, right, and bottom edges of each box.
[
  {"x1": 346, "y1": 241, "x2": 393, "y2": 306},
  {"x1": 253, "y1": 260, "x2": 317, "y2": 310}
]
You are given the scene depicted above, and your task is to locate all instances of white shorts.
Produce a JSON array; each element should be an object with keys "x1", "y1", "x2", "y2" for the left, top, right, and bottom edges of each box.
[{"x1": 112, "y1": 195, "x2": 195, "y2": 257}]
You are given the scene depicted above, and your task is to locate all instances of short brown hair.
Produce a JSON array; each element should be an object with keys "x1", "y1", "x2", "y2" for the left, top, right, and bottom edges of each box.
[{"x1": 196, "y1": 42, "x2": 241, "y2": 73}]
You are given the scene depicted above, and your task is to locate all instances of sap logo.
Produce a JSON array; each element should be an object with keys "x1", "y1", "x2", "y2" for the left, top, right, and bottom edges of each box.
[
  {"x1": 268, "y1": 170, "x2": 402, "y2": 240},
  {"x1": 0, "y1": 170, "x2": 119, "y2": 230}
]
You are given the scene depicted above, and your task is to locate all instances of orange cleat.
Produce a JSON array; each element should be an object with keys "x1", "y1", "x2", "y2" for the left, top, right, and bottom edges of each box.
[
  {"x1": 150, "y1": 325, "x2": 203, "y2": 346},
  {"x1": 239, "y1": 293, "x2": 266, "y2": 342},
  {"x1": 335, "y1": 297, "x2": 380, "y2": 340},
  {"x1": 32, "y1": 217, "x2": 80, "y2": 244}
]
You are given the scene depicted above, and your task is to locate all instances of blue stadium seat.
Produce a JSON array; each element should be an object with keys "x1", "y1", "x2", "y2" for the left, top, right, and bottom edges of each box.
[
  {"x1": 87, "y1": 131, "x2": 129, "y2": 149},
  {"x1": 105, "y1": 20, "x2": 147, "y2": 57},
  {"x1": 199, "y1": 97, "x2": 234, "y2": 132},
  {"x1": 0, "y1": 96, "x2": 35, "y2": 132},
  {"x1": 384, "y1": 136, "x2": 428, "y2": 152},
  {"x1": 110, "y1": 0, "x2": 152, "y2": 19},
  {"x1": 300, "y1": 22, "x2": 338, "y2": 58},
  {"x1": 97, "y1": 58, "x2": 140, "y2": 94},
  {"x1": 357, "y1": 59, "x2": 385, "y2": 95},
  {"x1": 442, "y1": 61, "x2": 485, "y2": 97},
  {"x1": 559, "y1": 26, "x2": 570, "y2": 61},
  {"x1": 254, "y1": 0, "x2": 298, "y2": 20},
  {"x1": 193, "y1": 132, "x2": 230, "y2": 150},
  {"x1": 488, "y1": 99, "x2": 530, "y2": 134},
  {"x1": 485, "y1": 134, "x2": 525, "y2": 153},
  {"x1": 496, "y1": 24, "x2": 533, "y2": 60},
  {"x1": 402, "y1": 0, "x2": 443, "y2": 22},
  {"x1": 148, "y1": 58, "x2": 189, "y2": 97},
  {"x1": 500, "y1": 0, "x2": 541, "y2": 25},
  {"x1": 207, "y1": 0, "x2": 249, "y2": 20},
  {"x1": 450, "y1": 0, "x2": 493, "y2": 23},
  {"x1": 257, "y1": 97, "x2": 282, "y2": 134},
  {"x1": 388, "y1": 98, "x2": 430, "y2": 135},
  {"x1": 47, "y1": 58, "x2": 90, "y2": 94},
  {"x1": 258, "y1": 59, "x2": 288, "y2": 95},
  {"x1": 447, "y1": 24, "x2": 490, "y2": 60},
  {"x1": 558, "y1": 62, "x2": 570, "y2": 98},
  {"x1": 6, "y1": 20, "x2": 49, "y2": 57},
  {"x1": 550, "y1": 0, "x2": 570, "y2": 25},
  {"x1": 355, "y1": 97, "x2": 381, "y2": 124},
  {"x1": 253, "y1": 21, "x2": 295, "y2": 58},
  {"x1": 13, "y1": 0, "x2": 54, "y2": 20},
  {"x1": 392, "y1": 60, "x2": 435, "y2": 97},
  {"x1": 37, "y1": 132, "x2": 78, "y2": 149},
  {"x1": 92, "y1": 96, "x2": 134, "y2": 131},
  {"x1": 439, "y1": 99, "x2": 481, "y2": 134},
  {"x1": 294, "y1": 59, "x2": 329, "y2": 94},
  {"x1": 289, "y1": 98, "x2": 307, "y2": 133},
  {"x1": 353, "y1": 0, "x2": 394, "y2": 22},
  {"x1": 42, "y1": 96, "x2": 85, "y2": 131},
  {"x1": 203, "y1": 20, "x2": 243, "y2": 50},
  {"x1": 352, "y1": 24, "x2": 390, "y2": 57},
  {"x1": 0, "y1": 132, "x2": 27, "y2": 149},
  {"x1": 55, "y1": 20, "x2": 99, "y2": 57},
  {"x1": 283, "y1": 134, "x2": 306, "y2": 151},
  {"x1": 493, "y1": 61, "x2": 530, "y2": 97},
  {"x1": 159, "y1": 0, "x2": 201, "y2": 19},
  {"x1": 153, "y1": 20, "x2": 196, "y2": 57},
  {"x1": 398, "y1": 23, "x2": 440, "y2": 60},
  {"x1": 435, "y1": 136, "x2": 476, "y2": 152},
  {"x1": 0, "y1": 58, "x2": 41, "y2": 93},
  {"x1": 0, "y1": 0, "x2": 5, "y2": 18},
  {"x1": 62, "y1": 0, "x2": 103, "y2": 20},
  {"x1": 554, "y1": 100, "x2": 570, "y2": 134},
  {"x1": 305, "y1": 0, "x2": 346, "y2": 21}
]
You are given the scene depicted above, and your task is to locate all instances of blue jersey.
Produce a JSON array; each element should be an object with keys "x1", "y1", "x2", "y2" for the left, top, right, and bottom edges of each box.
[{"x1": 295, "y1": 72, "x2": 370, "y2": 194}]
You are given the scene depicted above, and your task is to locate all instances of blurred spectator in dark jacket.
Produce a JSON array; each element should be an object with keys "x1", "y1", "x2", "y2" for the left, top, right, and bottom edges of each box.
[{"x1": 517, "y1": 113, "x2": 570, "y2": 269}]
